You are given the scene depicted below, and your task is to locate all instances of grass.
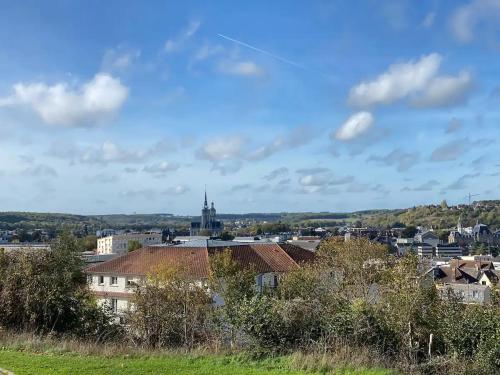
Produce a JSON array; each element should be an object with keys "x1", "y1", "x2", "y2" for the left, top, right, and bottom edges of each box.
[
  {"x1": 0, "y1": 333, "x2": 396, "y2": 375},
  {"x1": 0, "y1": 349, "x2": 395, "y2": 375}
]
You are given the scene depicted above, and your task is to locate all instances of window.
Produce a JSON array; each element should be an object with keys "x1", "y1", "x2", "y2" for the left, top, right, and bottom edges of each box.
[
  {"x1": 98, "y1": 276, "x2": 104, "y2": 285},
  {"x1": 482, "y1": 281, "x2": 486, "y2": 285},
  {"x1": 111, "y1": 276, "x2": 118, "y2": 286},
  {"x1": 110, "y1": 298, "x2": 118, "y2": 313},
  {"x1": 273, "y1": 275, "x2": 279, "y2": 288},
  {"x1": 87, "y1": 275, "x2": 92, "y2": 285},
  {"x1": 472, "y1": 290, "x2": 479, "y2": 299},
  {"x1": 126, "y1": 278, "x2": 136, "y2": 288}
]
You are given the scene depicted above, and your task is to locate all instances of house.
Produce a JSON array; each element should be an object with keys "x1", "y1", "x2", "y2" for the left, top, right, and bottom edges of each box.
[
  {"x1": 478, "y1": 269, "x2": 500, "y2": 287},
  {"x1": 96, "y1": 232, "x2": 162, "y2": 255},
  {"x1": 428, "y1": 259, "x2": 496, "y2": 304},
  {"x1": 437, "y1": 283, "x2": 491, "y2": 305},
  {"x1": 85, "y1": 241, "x2": 315, "y2": 314},
  {"x1": 414, "y1": 230, "x2": 440, "y2": 248}
]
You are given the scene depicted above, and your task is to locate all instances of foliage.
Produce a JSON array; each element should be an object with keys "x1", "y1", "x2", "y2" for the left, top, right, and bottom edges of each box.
[
  {"x1": 208, "y1": 249, "x2": 258, "y2": 347},
  {"x1": 0, "y1": 232, "x2": 117, "y2": 337},
  {"x1": 126, "y1": 266, "x2": 212, "y2": 348},
  {"x1": 401, "y1": 226, "x2": 417, "y2": 238},
  {"x1": 127, "y1": 240, "x2": 142, "y2": 252},
  {"x1": 219, "y1": 232, "x2": 235, "y2": 241},
  {"x1": 78, "y1": 235, "x2": 97, "y2": 252},
  {"x1": 318, "y1": 237, "x2": 390, "y2": 301}
]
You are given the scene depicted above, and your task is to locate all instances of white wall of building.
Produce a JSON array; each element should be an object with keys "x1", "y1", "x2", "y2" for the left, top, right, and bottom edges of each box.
[{"x1": 97, "y1": 233, "x2": 162, "y2": 255}]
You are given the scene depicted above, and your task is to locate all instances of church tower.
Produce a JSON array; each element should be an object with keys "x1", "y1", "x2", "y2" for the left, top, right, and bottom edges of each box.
[
  {"x1": 210, "y1": 202, "x2": 216, "y2": 224},
  {"x1": 201, "y1": 189, "x2": 210, "y2": 229}
]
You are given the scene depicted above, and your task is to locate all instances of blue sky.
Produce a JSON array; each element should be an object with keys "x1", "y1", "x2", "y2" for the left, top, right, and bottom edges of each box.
[{"x1": 0, "y1": 0, "x2": 499, "y2": 215}]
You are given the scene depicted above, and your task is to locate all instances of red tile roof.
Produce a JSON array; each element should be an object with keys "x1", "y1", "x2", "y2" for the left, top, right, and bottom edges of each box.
[
  {"x1": 278, "y1": 243, "x2": 316, "y2": 263},
  {"x1": 85, "y1": 246, "x2": 210, "y2": 279},
  {"x1": 86, "y1": 242, "x2": 315, "y2": 277}
]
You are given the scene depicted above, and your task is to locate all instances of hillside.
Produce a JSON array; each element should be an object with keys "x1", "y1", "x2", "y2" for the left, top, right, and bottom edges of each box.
[{"x1": 0, "y1": 200, "x2": 498, "y2": 232}]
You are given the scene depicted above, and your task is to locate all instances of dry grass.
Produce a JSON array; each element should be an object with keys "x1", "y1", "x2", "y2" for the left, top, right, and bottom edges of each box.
[{"x1": 288, "y1": 342, "x2": 394, "y2": 374}]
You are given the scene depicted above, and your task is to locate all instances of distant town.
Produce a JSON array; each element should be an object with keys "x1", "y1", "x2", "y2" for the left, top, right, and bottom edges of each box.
[{"x1": 1, "y1": 194, "x2": 499, "y2": 310}]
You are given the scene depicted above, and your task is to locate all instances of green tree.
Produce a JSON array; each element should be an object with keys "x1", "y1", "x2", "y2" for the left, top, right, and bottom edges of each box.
[
  {"x1": 402, "y1": 226, "x2": 418, "y2": 238},
  {"x1": 126, "y1": 266, "x2": 212, "y2": 348},
  {"x1": 127, "y1": 240, "x2": 142, "y2": 252},
  {"x1": 219, "y1": 231, "x2": 234, "y2": 241},
  {"x1": 0, "y1": 231, "x2": 118, "y2": 338},
  {"x1": 209, "y1": 248, "x2": 257, "y2": 347}
]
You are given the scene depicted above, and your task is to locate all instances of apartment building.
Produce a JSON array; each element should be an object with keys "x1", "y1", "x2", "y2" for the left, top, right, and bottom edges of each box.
[{"x1": 96, "y1": 233, "x2": 162, "y2": 255}]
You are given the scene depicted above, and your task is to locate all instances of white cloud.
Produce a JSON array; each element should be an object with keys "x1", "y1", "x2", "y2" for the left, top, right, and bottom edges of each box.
[
  {"x1": 296, "y1": 167, "x2": 353, "y2": 194},
  {"x1": 368, "y1": 149, "x2": 420, "y2": 172},
  {"x1": 348, "y1": 53, "x2": 473, "y2": 109},
  {"x1": 102, "y1": 47, "x2": 140, "y2": 70},
  {"x1": 21, "y1": 164, "x2": 58, "y2": 178},
  {"x1": 1, "y1": 73, "x2": 128, "y2": 126},
  {"x1": 348, "y1": 54, "x2": 441, "y2": 107},
  {"x1": 193, "y1": 43, "x2": 224, "y2": 61},
  {"x1": 164, "y1": 185, "x2": 190, "y2": 195},
  {"x1": 334, "y1": 111, "x2": 374, "y2": 141},
  {"x1": 142, "y1": 161, "x2": 180, "y2": 176},
  {"x1": 218, "y1": 60, "x2": 264, "y2": 77},
  {"x1": 198, "y1": 136, "x2": 244, "y2": 161},
  {"x1": 211, "y1": 160, "x2": 243, "y2": 176},
  {"x1": 48, "y1": 139, "x2": 171, "y2": 165},
  {"x1": 410, "y1": 71, "x2": 473, "y2": 108},
  {"x1": 451, "y1": 0, "x2": 500, "y2": 43},
  {"x1": 422, "y1": 12, "x2": 436, "y2": 28},
  {"x1": 164, "y1": 20, "x2": 201, "y2": 52},
  {"x1": 247, "y1": 126, "x2": 314, "y2": 160}
]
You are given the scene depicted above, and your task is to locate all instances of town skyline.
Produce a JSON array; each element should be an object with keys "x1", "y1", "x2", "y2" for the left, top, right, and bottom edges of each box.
[{"x1": 0, "y1": 1, "x2": 499, "y2": 215}]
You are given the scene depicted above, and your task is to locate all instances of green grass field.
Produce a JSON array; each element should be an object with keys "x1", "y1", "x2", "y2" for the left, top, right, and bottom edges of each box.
[{"x1": 0, "y1": 349, "x2": 394, "y2": 375}]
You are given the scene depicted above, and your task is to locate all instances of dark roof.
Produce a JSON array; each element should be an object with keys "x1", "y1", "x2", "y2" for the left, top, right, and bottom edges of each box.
[
  {"x1": 482, "y1": 269, "x2": 500, "y2": 284},
  {"x1": 473, "y1": 224, "x2": 490, "y2": 236},
  {"x1": 434, "y1": 260, "x2": 494, "y2": 284}
]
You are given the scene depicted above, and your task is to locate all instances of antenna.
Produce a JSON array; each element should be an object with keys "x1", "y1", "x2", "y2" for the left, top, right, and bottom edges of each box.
[{"x1": 463, "y1": 193, "x2": 480, "y2": 206}]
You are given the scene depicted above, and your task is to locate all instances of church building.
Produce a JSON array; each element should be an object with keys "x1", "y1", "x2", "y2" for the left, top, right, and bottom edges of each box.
[{"x1": 190, "y1": 191, "x2": 223, "y2": 236}]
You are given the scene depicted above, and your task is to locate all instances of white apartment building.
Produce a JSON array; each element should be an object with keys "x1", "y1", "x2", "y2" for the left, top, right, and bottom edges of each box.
[{"x1": 97, "y1": 233, "x2": 162, "y2": 255}]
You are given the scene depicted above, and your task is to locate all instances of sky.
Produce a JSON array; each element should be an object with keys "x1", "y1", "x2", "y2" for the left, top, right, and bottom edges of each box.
[{"x1": 0, "y1": 0, "x2": 499, "y2": 215}]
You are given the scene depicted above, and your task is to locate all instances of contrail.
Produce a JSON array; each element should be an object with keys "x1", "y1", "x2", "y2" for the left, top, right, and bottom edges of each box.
[{"x1": 217, "y1": 33, "x2": 308, "y2": 71}]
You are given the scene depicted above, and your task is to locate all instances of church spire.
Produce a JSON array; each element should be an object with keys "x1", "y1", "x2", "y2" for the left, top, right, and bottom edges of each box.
[{"x1": 204, "y1": 186, "x2": 208, "y2": 208}]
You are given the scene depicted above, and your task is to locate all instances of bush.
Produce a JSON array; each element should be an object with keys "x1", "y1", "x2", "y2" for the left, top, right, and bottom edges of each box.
[{"x1": 0, "y1": 232, "x2": 120, "y2": 340}]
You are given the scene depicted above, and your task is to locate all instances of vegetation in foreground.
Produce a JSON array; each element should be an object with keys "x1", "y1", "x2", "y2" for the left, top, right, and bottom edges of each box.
[{"x1": 0, "y1": 347, "x2": 393, "y2": 375}]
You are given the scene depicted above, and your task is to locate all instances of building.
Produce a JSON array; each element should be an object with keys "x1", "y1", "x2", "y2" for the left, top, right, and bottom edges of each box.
[
  {"x1": 96, "y1": 233, "x2": 162, "y2": 255},
  {"x1": 85, "y1": 241, "x2": 315, "y2": 314},
  {"x1": 437, "y1": 283, "x2": 491, "y2": 305},
  {"x1": 428, "y1": 259, "x2": 496, "y2": 304},
  {"x1": 416, "y1": 242, "x2": 434, "y2": 257},
  {"x1": 478, "y1": 269, "x2": 500, "y2": 287},
  {"x1": 435, "y1": 243, "x2": 463, "y2": 258},
  {"x1": 0, "y1": 243, "x2": 50, "y2": 252},
  {"x1": 190, "y1": 191, "x2": 223, "y2": 236},
  {"x1": 414, "y1": 230, "x2": 440, "y2": 248}
]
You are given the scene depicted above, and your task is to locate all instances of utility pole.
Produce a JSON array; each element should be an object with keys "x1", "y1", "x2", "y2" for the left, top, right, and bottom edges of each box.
[{"x1": 465, "y1": 193, "x2": 480, "y2": 206}]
